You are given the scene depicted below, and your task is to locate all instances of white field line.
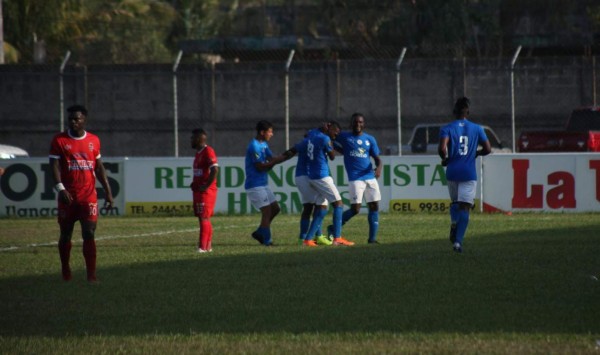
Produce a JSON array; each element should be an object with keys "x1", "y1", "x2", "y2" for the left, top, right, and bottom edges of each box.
[{"x1": 0, "y1": 223, "x2": 252, "y2": 252}]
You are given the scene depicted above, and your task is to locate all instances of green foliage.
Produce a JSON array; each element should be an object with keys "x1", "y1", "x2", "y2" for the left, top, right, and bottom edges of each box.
[{"x1": 0, "y1": 213, "x2": 599, "y2": 352}]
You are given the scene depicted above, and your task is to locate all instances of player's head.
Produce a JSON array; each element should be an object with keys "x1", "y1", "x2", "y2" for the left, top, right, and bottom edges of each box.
[
  {"x1": 191, "y1": 128, "x2": 207, "y2": 149},
  {"x1": 326, "y1": 120, "x2": 341, "y2": 140},
  {"x1": 256, "y1": 120, "x2": 274, "y2": 141},
  {"x1": 350, "y1": 113, "x2": 365, "y2": 134},
  {"x1": 453, "y1": 97, "x2": 470, "y2": 118},
  {"x1": 66, "y1": 104, "x2": 88, "y2": 133}
]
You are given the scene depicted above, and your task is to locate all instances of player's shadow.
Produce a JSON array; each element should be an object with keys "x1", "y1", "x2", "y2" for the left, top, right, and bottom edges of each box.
[{"x1": 1, "y1": 224, "x2": 599, "y2": 337}]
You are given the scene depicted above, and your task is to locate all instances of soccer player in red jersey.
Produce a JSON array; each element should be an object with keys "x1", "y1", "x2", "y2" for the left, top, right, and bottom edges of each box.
[
  {"x1": 190, "y1": 129, "x2": 219, "y2": 253},
  {"x1": 49, "y1": 105, "x2": 113, "y2": 282}
]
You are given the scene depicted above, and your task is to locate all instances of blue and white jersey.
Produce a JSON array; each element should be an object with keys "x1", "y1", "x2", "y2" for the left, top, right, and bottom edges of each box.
[
  {"x1": 293, "y1": 138, "x2": 309, "y2": 177},
  {"x1": 244, "y1": 138, "x2": 273, "y2": 189},
  {"x1": 293, "y1": 128, "x2": 322, "y2": 177},
  {"x1": 306, "y1": 131, "x2": 333, "y2": 180},
  {"x1": 334, "y1": 131, "x2": 380, "y2": 181},
  {"x1": 440, "y1": 119, "x2": 488, "y2": 181}
]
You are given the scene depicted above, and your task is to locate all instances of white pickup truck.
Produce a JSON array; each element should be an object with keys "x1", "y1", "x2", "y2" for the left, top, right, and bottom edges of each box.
[{"x1": 398, "y1": 123, "x2": 511, "y2": 155}]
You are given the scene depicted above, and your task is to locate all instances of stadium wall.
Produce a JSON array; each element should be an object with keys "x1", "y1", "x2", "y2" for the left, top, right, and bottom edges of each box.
[
  {"x1": 1, "y1": 154, "x2": 599, "y2": 218},
  {"x1": 0, "y1": 56, "x2": 597, "y2": 157}
]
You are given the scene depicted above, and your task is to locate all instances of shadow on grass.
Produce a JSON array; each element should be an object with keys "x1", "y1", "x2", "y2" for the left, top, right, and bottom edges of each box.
[{"x1": 1, "y1": 224, "x2": 599, "y2": 337}]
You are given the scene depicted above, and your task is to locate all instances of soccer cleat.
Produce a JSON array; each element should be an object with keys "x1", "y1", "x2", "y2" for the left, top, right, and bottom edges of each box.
[
  {"x1": 62, "y1": 268, "x2": 72, "y2": 281},
  {"x1": 303, "y1": 240, "x2": 318, "y2": 247},
  {"x1": 251, "y1": 231, "x2": 264, "y2": 245},
  {"x1": 332, "y1": 237, "x2": 355, "y2": 246},
  {"x1": 264, "y1": 241, "x2": 274, "y2": 247},
  {"x1": 449, "y1": 223, "x2": 457, "y2": 244},
  {"x1": 367, "y1": 240, "x2": 380, "y2": 244},
  {"x1": 198, "y1": 248, "x2": 212, "y2": 253},
  {"x1": 326, "y1": 225, "x2": 334, "y2": 238},
  {"x1": 453, "y1": 242, "x2": 462, "y2": 253},
  {"x1": 315, "y1": 235, "x2": 333, "y2": 246}
]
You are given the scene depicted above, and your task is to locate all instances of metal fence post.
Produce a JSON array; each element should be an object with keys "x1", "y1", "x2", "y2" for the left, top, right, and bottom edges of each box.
[
  {"x1": 510, "y1": 45, "x2": 522, "y2": 153},
  {"x1": 284, "y1": 49, "x2": 295, "y2": 149},
  {"x1": 172, "y1": 50, "x2": 183, "y2": 157},
  {"x1": 396, "y1": 47, "x2": 407, "y2": 156},
  {"x1": 59, "y1": 51, "x2": 71, "y2": 131}
]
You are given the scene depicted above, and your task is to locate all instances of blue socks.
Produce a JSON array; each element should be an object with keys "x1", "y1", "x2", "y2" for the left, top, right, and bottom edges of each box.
[
  {"x1": 299, "y1": 218, "x2": 310, "y2": 239},
  {"x1": 333, "y1": 206, "x2": 343, "y2": 238},
  {"x1": 368, "y1": 210, "x2": 379, "y2": 242},
  {"x1": 306, "y1": 208, "x2": 328, "y2": 240},
  {"x1": 455, "y1": 209, "x2": 470, "y2": 245},
  {"x1": 257, "y1": 226, "x2": 272, "y2": 245}
]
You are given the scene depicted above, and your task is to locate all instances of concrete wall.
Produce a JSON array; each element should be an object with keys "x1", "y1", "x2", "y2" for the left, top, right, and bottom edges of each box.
[{"x1": 1, "y1": 57, "x2": 597, "y2": 158}]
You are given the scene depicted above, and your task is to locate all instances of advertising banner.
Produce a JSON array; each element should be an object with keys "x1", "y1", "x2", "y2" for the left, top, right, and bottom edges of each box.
[
  {"x1": 0, "y1": 158, "x2": 124, "y2": 218},
  {"x1": 1, "y1": 154, "x2": 598, "y2": 218}
]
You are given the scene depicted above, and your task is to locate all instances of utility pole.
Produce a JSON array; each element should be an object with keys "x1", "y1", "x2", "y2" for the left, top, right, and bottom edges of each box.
[{"x1": 0, "y1": 0, "x2": 5, "y2": 64}]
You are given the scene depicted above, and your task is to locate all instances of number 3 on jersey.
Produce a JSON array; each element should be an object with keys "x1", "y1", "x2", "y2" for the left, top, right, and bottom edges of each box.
[{"x1": 459, "y1": 136, "x2": 468, "y2": 155}]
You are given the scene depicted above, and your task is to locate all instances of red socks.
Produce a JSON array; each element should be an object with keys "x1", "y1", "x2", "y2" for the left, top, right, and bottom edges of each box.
[
  {"x1": 58, "y1": 241, "x2": 72, "y2": 281},
  {"x1": 199, "y1": 219, "x2": 212, "y2": 251},
  {"x1": 82, "y1": 239, "x2": 97, "y2": 282}
]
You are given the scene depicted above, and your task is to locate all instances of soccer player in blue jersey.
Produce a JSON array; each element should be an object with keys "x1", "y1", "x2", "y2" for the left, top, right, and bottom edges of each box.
[
  {"x1": 302, "y1": 121, "x2": 355, "y2": 246},
  {"x1": 438, "y1": 97, "x2": 491, "y2": 253},
  {"x1": 245, "y1": 120, "x2": 287, "y2": 246},
  {"x1": 283, "y1": 123, "x2": 333, "y2": 246},
  {"x1": 331, "y1": 113, "x2": 382, "y2": 244}
]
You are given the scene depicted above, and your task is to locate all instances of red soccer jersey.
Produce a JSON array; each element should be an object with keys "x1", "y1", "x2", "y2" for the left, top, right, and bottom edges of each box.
[
  {"x1": 49, "y1": 130, "x2": 101, "y2": 202},
  {"x1": 193, "y1": 145, "x2": 218, "y2": 190}
]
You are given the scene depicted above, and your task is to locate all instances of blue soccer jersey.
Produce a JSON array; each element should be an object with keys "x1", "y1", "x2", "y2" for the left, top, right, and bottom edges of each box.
[
  {"x1": 440, "y1": 119, "x2": 488, "y2": 181},
  {"x1": 334, "y1": 131, "x2": 380, "y2": 181},
  {"x1": 294, "y1": 138, "x2": 309, "y2": 177},
  {"x1": 306, "y1": 131, "x2": 333, "y2": 179},
  {"x1": 245, "y1": 138, "x2": 273, "y2": 189}
]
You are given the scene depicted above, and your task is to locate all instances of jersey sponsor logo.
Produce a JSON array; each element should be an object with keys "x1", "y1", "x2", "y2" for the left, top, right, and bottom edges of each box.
[
  {"x1": 68, "y1": 160, "x2": 94, "y2": 171},
  {"x1": 349, "y1": 148, "x2": 368, "y2": 158}
]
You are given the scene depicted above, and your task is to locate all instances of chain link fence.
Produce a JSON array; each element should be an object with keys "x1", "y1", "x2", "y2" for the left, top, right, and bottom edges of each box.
[{"x1": 1, "y1": 50, "x2": 598, "y2": 158}]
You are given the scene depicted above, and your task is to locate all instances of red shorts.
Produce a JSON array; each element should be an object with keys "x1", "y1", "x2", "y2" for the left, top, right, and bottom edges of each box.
[
  {"x1": 193, "y1": 190, "x2": 217, "y2": 219},
  {"x1": 58, "y1": 199, "x2": 99, "y2": 225}
]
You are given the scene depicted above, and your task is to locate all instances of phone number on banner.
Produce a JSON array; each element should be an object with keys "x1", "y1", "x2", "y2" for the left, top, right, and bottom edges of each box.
[
  {"x1": 389, "y1": 199, "x2": 452, "y2": 213},
  {"x1": 126, "y1": 202, "x2": 193, "y2": 215}
]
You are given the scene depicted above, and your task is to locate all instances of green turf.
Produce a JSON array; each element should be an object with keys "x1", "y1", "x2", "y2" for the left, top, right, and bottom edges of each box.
[{"x1": 1, "y1": 213, "x2": 599, "y2": 353}]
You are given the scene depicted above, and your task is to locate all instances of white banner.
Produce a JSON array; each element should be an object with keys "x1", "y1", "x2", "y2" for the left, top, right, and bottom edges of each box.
[{"x1": 1, "y1": 154, "x2": 599, "y2": 218}]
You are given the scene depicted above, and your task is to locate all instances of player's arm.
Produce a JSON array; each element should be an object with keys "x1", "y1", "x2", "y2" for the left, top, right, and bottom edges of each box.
[
  {"x1": 50, "y1": 157, "x2": 73, "y2": 205},
  {"x1": 438, "y1": 137, "x2": 450, "y2": 166},
  {"x1": 476, "y1": 140, "x2": 492, "y2": 157},
  {"x1": 94, "y1": 158, "x2": 113, "y2": 209},
  {"x1": 326, "y1": 140, "x2": 336, "y2": 161},
  {"x1": 255, "y1": 154, "x2": 286, "y2": 171},
  {"x1": 372, "y1": 155, "x2": 382, "y2": 179},
  {"x1": 281, "y1": 146, "x2": 297, "y2": 161},
  {"x1": 197, "y1": 165, "x2": 219, "y2": 192}
]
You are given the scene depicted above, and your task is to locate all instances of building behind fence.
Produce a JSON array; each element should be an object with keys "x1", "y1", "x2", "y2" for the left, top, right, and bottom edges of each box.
[{"x1": 0, "y1": 55, "x2": 598, "y2": 157}]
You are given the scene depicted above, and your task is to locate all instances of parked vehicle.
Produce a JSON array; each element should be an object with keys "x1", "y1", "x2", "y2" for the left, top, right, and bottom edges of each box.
[
  {"x1": 400, "y1": 123, "x2": 510, "y2": 155},
  {"x1": 0, "y1": 144, "x2": 29, "y2": 159},
  {"x1": 518, "y1": 107, "x2": 600, "y2": 152}
]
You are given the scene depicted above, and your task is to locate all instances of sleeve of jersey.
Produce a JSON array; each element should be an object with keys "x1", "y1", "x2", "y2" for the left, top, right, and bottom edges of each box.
[
  {"x1": 370, "y1": 136, "x2": 380, "y2": 156},
  {"x1": 440, "y1": 126, "x2": 449, "y2": 139},
  {"x1": 478, "y1": 126, "x2": 489, "y2": 143},
  {"x1": 324, "y1": 136, "x2": 333, "y2": 153},
  {"x1": 249, "y1": 143, "x2": 261, "y2": 163},
  {"x1": 49, "y1": 136, "x2": 61, "y2": 159},
  {"x1": 208, "y1": 147, "x2": 218, "y2": 166}
]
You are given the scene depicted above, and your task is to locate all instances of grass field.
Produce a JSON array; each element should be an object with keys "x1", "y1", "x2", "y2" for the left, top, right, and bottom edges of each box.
[{"x1": 1, "y1": 212, "x2": 599, "y2": 354}]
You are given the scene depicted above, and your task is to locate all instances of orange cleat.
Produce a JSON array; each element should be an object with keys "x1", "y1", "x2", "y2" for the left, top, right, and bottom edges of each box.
[
  {"x1": 303, "y1": 240, "x2": 318, "y2": 247},
  {"x1": 332, "y1": 237, "x2": 355, "y2": 246}
]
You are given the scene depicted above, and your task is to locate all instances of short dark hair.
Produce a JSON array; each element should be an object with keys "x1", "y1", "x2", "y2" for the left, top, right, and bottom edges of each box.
[
  {"x1": 192, "y1": 128, "x2": 207, "y2": 136},
  {"x1": 453, "y1": 97, "x2": 470, "y2": 117},
  {"x1": 351, "y1": 112, "x2": 364, "y2": 121},
  {"x1": 328, "y1": 120, "x2": 341, "y2": 130},
  {"x1": 67, "y1": 105, "x2": 88, "y2": 116},
  {"x1": 256, "y1": 120, "x2": 273, "y2": 133}
]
